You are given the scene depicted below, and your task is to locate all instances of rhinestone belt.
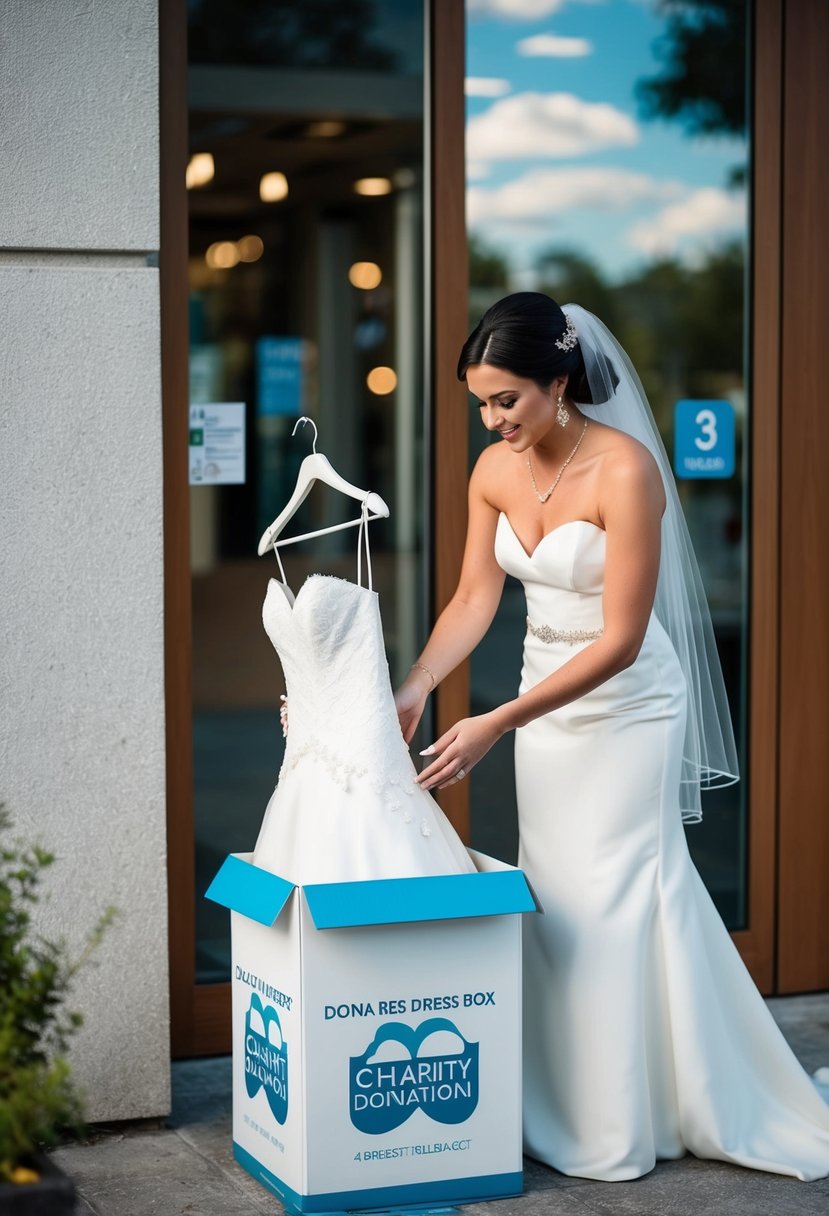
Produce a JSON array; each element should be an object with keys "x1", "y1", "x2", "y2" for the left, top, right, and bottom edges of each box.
[{"x1": 526, "y1": 617, "x2": 604, "y2": 644}]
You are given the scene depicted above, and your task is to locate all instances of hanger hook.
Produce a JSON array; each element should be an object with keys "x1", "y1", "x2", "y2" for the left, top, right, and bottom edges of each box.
[{"x1": 291, "y1": 415, "x2": 318, "y2": 454}]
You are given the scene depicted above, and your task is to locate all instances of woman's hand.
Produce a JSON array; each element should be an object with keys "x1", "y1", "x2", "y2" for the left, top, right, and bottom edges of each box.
[
  {"x1": 415, "y1": 711, "x2": 504, "y2": 791},
  {"x1": 394, "y1": 679, "x2": 429, "y2": 744}
]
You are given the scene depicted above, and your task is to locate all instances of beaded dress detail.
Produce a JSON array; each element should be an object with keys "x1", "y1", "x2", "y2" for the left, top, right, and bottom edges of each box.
[{"x1": 252, "y1": 519, "x2": 474, "y2": 885}]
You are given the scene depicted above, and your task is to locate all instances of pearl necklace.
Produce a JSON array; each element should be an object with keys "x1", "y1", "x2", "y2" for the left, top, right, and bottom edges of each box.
[{"x1": 527, "y1": 419, "x2": 589, "y2": 504}]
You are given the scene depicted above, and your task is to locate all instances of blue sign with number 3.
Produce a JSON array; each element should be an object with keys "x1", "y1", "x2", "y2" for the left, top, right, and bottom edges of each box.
[{"x1": 673, "y1": 399, "x2": 735, "y2": 479}]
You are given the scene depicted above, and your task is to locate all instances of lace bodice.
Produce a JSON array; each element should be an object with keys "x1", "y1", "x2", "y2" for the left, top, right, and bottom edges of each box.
[
  {"x1": 253, "y1": 502, "x2": 481, "y2": 880},
  {"x1": 262, "y1": 574, "x2": 418, "y2": 812}
]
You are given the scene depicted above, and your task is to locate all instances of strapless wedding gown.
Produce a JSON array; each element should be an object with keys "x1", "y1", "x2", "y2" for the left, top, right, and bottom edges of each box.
[
  {"x1": 495, "y1": 512, "x2": 829, "y2": 1182},
  {"x1": 252, "y1": 570, "x2": 474, "y2": 884}
]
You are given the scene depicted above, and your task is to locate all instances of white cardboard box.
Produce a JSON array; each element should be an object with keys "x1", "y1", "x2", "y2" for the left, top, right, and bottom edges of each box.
[{"x1": 206, "y1": 850, "x2": 538, "y2": 1215}]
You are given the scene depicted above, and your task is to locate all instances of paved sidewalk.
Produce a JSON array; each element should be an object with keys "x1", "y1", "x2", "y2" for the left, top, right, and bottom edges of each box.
[{"x1": 54, "y1": 994, "x2": 829, "y2": 1216}]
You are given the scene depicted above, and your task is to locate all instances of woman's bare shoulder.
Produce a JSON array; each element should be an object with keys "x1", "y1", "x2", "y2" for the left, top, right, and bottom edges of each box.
[
  {"x1": 591, "y1": 420, "x2": 660, "y2": 478},
  {"x1": 470, "y1": 441, "x2": 514, "y2": 501},
  {"x1": 590, "y1": 421, "x2": 665, "y2": 512}
]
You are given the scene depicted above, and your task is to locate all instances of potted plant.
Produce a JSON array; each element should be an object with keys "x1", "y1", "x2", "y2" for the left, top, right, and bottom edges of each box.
[{"x1": 0, "y1": 806, "x2": 116, "y2": 1213}]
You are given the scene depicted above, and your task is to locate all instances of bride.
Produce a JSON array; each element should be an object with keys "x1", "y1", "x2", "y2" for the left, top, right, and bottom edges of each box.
[{"x1": 394, "y1": 292, "x2": 829, "y2": 1182}]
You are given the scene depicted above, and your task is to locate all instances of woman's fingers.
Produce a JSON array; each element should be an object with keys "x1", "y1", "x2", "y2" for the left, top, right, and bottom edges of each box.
[
  {"x1": 416, "y1": 713, "x2": 501, "y2": 791},
  {"x1": 417, "y1": 751, "x2": 467, "y2": 791},
  {"x1": 418, "y1": 724, "x2": 458, "y2": 760},
  {"x1": 436, "y1": 767, "x2": 467, "y2": 790},
  {"x1": 415, "y1": 725, "x2": 466, "y2": 789}
]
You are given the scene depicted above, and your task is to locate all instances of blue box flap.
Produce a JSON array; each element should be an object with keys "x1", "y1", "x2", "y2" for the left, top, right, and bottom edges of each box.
[
  {"x1": 205, "y1": 854, "x2": 294, "y2": 926},
  {"x1": 303, "y1": 869, "x2": 536, "y2": 930}
]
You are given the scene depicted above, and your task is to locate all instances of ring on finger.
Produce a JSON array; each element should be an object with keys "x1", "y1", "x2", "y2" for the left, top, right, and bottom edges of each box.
[{"x1": 456, "y1": 767, "x2": 466, "y2": 780}]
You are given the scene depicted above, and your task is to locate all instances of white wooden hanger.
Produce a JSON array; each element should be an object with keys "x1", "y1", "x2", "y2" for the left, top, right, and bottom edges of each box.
[{"x1": 257, "y1": 417, "x2": 390, "y2": 556}]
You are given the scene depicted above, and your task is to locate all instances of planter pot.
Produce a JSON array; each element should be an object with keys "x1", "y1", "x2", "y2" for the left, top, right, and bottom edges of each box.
[{"x1": 0, "y1": 1149, "x2": 76, "y2": 1215}]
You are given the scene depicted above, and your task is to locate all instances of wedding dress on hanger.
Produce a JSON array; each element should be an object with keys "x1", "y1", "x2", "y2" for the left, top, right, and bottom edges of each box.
[{"x1": 252, "y1": 422, "x2": 473, "y2": 885}]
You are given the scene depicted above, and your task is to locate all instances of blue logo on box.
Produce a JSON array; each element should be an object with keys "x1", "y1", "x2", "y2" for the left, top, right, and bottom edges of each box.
[
  {"x1": 674, "y1": 399, "x2": 735, "y2": 479},
  {"x1": 245, "y1": 993, "x2": 288, "y2": 1124},
  {"x1": 349, "y1": 1018, "x2": 479, "y2": 1135}
]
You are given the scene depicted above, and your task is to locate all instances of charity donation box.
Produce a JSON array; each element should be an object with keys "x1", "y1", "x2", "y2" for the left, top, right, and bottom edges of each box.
[{"x1": 206, "y1": 850, "x2": 539, "y2": 1215}]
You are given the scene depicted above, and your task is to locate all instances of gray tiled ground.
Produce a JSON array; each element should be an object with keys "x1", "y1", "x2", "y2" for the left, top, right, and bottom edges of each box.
[{"x1": 53, "y1": 993, "x2": 829, "y2": 1216}]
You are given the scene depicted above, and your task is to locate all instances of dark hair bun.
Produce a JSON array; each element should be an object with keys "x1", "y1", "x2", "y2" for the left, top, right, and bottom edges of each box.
[{"x1": 457, "y1": 291, "x2": 614, "y2": 405}]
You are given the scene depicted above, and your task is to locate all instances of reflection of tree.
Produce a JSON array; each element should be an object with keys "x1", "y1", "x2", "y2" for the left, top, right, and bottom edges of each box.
[
  {"x1": 188, "y1": 0, "x2": 396, "y2": 70},
  {"x1": 467, "y1": 236, "x2": 745, "y2": 432},
  {"x1": 467, "y1": 236, "x2": 746, "y2": 629},
  {"x1": 535, "y1": 250, "x2": 621, "y2": 335},
  {"x1": 636, "y1": 0, "x2": 746, "y2": 138},
  {"x1": 469, "y1": 234, "x2": 510, "y2": 290},
  {"x1": 620, "y1": 245, "x2": 744, "y2": 428}
]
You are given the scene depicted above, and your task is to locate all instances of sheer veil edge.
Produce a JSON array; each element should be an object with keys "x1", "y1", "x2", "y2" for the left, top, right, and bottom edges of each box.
[{"x1": 563, "y1": 303, "x2": 740, "y2": 824}]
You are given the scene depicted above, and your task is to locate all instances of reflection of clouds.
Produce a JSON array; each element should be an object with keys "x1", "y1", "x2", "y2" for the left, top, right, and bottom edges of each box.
[
  {"x1": 465, "y1": 77, "x2": 511, "y2": 98},
  {"x1": 467, "y1": 161, "x2": 491, "y2": 182},
  {"x1": 687, "y1": 134, "x2": 747, "y2": 160},
  {"x1": 517, "y1": 33, "x2": 593, "y2": 57},
  {"x1": 467, "y1": 92, "x2": 637, "y2": 161},
  {"x1": 467, "y1": 166, "x2": 681, "y2": 225},
  {"x1": 627, "y1": 188, "x2": 747, "y2": 256},
  {"x1": 468, "y1": 0, "x2": 606, "y2": 16},
  {"x1": 468, "y1": 0, "x2": 569, "y2": 17}
]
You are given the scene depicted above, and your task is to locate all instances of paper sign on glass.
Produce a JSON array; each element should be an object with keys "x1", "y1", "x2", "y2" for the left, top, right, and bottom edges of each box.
[{"x1": 189, "y1": 402, "x2": 246, "y2": 485}]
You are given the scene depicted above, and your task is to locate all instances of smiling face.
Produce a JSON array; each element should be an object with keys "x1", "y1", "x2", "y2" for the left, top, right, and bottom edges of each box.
[{"x1": 466, "y1": 363, "x2": 569, "y2": 454}]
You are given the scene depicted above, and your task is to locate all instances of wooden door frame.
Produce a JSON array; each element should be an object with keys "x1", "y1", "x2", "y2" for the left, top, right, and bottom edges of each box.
[
  {"x1": 160, "y1": 0, "x2": 200, "y2": 1057},
  {"x1": 428, "y1": 0, "x2": 786, "y2": 991},
  {"x1": 741, "y1": 0, "x2": 829, "y2": 997},
  {"x1": 728, "y1": 0, "x2": 782, "y2": 992},
  {"x1": 776, "y1": 0, "x2": 829, "y2": 993},
  {"x1": 161, "y1": 0, "x2": 231, "y2": 1056},
  {"x1": 163, "y1": 0, "x2": 471, "y2": 1057},
  {"x1": 430, "y1": 0, "x2": 470, "y2": 838},
  {"x1": 163, "y1": 0, "x2": 791, "y2": 1058}
]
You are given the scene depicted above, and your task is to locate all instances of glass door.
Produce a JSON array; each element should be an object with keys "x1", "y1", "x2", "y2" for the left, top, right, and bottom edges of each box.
[
  {"x1": 464, "y1": 0, "x2": 751, "y2": 928},
  {"x1": 186, "y1": 0, "x2": 427, "y2": 987}
]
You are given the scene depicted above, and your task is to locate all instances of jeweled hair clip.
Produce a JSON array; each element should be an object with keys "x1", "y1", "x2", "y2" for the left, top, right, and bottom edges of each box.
[{"x1": 554, "y1": 316, "x2": 578, "y2": 352}]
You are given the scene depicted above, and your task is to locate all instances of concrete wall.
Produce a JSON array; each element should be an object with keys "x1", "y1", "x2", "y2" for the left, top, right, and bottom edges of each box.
[{"x1": 0, "y1": 1, "x2": 169, "y2": 1120}]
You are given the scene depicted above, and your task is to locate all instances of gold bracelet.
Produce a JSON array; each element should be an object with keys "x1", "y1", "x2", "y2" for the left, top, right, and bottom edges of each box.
[{"x1": 411, "y1": 661, "x2": 437, "y2": 692}]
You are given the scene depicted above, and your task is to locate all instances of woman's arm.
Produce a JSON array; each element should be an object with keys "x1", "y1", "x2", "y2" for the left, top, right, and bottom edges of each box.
[
  {"x1": 417, "y1": 442, "x2": 665, "y2": 788},
  {"x1": 395, "y1": 449, "x2": 506, "y2": 743}
]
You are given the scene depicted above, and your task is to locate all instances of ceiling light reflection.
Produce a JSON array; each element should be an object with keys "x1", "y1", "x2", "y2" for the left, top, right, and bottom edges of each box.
[
  {"x1": 260, "y1": 172, "x2": 289, "y2": 202},
  {"x1": 186, "y1": 152, "x2": 215, "y2": 189},
  {"x1": 237, "y1": 234, "x2": 264, "y2": 262},
  {"x1": 307, "y1": 120, "x2": 346, "y2": 138},
  {"x1": 348, "y1": 262, "x2": 382, "y2": 289},
  {"x1": 205, "y1": 241, "x2": 240, "y2": 270},
  {"x1": 354, "y1": 177, "x2": 392, "y2": 197},
  {"x1": 367, "y1": 366, "x2": 397, "y2": 395}
]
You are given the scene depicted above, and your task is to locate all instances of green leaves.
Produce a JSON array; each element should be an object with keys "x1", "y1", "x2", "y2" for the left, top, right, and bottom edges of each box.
[{"x1": 0, "y1": 805, "x2": 116, "y2": 1179}]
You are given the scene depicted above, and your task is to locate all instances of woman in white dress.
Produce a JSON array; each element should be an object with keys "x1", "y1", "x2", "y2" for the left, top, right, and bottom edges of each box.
[{"x1": 394, "y1": 293, "x2": 829, "y2": 1182}]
